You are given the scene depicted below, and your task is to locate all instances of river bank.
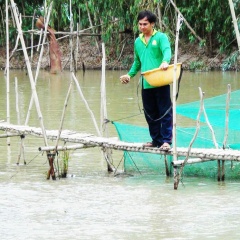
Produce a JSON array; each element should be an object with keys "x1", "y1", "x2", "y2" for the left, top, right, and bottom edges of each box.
[{"x1": 0, "y1": 36, "x2": 236, "y2": 71}]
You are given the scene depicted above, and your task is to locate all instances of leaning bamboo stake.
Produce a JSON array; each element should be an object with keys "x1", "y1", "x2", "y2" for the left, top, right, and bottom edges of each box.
[
  {"x1": 54, "y1": 79, "x2": 73, "y2": 151},
  {"x1": 8, "y1": 34, "x2": 20, "y2": 63},
  {"x1": 25, "y1": 3, "x2": 52, "y2": 125},
  {"x1": 182, "y1": 88, "x2": 205, "y2": 160},
  {"x1": 182, "y1": 86, "x2": 223, "y2": 181},
  {"x1": 228, "y1": 0, "x2": 240, "y2": 52},
  {"x1": 72, "y1": 73, "x2": 101, "y2": 136},
  {"x1": 174, "y1": 87, "x2": 205, "y2": 189},
  {"x1": 202, "y1": 103, "x2": 218, "y2": 148},
  {"x1": 169, "y1": 0, "x2": 203, "y2": 42},
  {"x1": 85, "y1": 1, "x2": 100, "y2": 53},
  {"x1": 117, "y1": 38, "x2": 127, "y2": 62},
  {"x1": 202, "y1": 92, "x2": 222, "y2": 181},
  {"x1": 10, "y1": 0, "x2": 48, "y2": 147},
  {"x1": 34, "y1": 5, "x2": 52, "y2": 80},
  {"x1": 18, "y1": 2, "x2": 53, "y2": 176}
]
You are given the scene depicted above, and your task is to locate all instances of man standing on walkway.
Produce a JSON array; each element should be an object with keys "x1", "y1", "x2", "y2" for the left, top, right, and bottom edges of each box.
[{"x1": 120, "y1": 10, "x2": 172, "y2": 151}]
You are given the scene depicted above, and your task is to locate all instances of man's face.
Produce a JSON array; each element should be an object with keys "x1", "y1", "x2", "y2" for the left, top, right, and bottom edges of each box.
[{"x1": 138, "y1": 17, "x2": 154, "y2": 35}]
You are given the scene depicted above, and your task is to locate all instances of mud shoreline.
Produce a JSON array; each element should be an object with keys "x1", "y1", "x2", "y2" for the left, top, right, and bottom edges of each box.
[{"x1": 0, "y1": 37, "x2": 236, "y2": 72}]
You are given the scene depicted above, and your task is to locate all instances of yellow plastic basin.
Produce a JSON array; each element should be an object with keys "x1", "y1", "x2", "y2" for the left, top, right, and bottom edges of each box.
[{"x1": 142, "y1": 63, "x2": 182, "y2": 87}]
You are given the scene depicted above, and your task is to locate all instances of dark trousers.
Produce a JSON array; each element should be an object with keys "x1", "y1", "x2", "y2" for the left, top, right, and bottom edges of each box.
[{"x1": 142, "y1": 85, "x2": 173, "y2": 146}]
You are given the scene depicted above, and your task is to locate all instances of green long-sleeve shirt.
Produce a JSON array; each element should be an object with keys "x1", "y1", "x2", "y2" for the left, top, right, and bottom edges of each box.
[{"x1": 128, "y1": 29, "x2": 171, "y2": 89}]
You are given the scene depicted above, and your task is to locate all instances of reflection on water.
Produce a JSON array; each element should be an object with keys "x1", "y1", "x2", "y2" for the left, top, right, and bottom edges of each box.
[{"x1": 0, "y1": 69, "x2": 240, "y2": 239}]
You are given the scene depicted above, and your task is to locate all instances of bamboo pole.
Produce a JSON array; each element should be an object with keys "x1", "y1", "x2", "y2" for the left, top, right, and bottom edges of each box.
[
  {"x1": 0, "y1": 6, "x2": 6, "y2": 46},
  {"x1": 85, "y1": 1, "x2": 100, "y2": 53},
  {"x1": 228, "y1": 0, "x2": 240, "y2": 52},
  {"x1": 217, "y1": 160, "x2": 221, "y2": 181},
  {"x1": 222, "y1": 84, "x2": 231, "y2": 181},
  {"x1": 0, "y1": 133, "x2": 21, "y2": 138},
  {"x1": 174, "y1": 87, "x2": 205, "y2": 189},
  {"x1": 184, "y1": 88, "x2": 204, "y2": 157},
  {"x1": 39, "y1": 144, "x2": 92, "y2": 152},
  {"x1": 100, "y1": 43, "x2": 114, "y2": 172},
  {"x1": 172, "y1": 13, "x2": 182, "y2": 189},
  {"x1": 71, "y1": 73, "x2": 101, "y2": 136},
  {"x1": 1, "y1": 121, "x2": 240, "y2": 162},
  {"x1": 202, "y1": 92, "x2": 222, "y2": 180},
  {"x1": 69, "y1": 0, "x2": 73, "y2": 72},
  {"x1": 25, "y1": 3, "x2": 52, "y2": 125},
  {"x1": 15, "y1": 77, "x2": 20, "y2": 125},
  {"x1": 25, "y1": 30, "x2": 101, "y2": 36},
  {"x1": 9, "y1": 2, "x2": 15, "y2": 27},
  {"x1": 173, "y1": 158, "x2": 214, "y2": 166},
  {"x1": 78, "y1": 8, "x2": 82, "y2": 30},
  {"x1": 10, "y1": 0, "x2": 49, "y2": 147},
  {"x1": 117, "y1": 38, "x2": 127, "y2": 62},
  {"x1": 37, "y1": 29, "x2": 43, "y2": 52},
  {"x1": 8, "y1": 34, "x2": 20, "y2": 64},
  {"x1": 5, "y1": 0, "x2": 10, "y2": 146},
  {"x1": 54, "y1": 79, "x2": 73, "y2": 151},
  {"x1": 164, "y1": 155, "x2": 170, "y2": 176},
  {"x1": 222, "y1": 160, "x2": 225, "y2": 181},
  {"x1": 4, "y1": 10, "x2": 22, "y2": 75},
  {"x1": 169, "y1": 0, "x2": 203, "y2": 42},
  {"x1": 100, "y1": 43, "x2": 107, "y2": 135},
  {"x1": 75, "y1": 23, "x2": 80, "y2": 72},
  {"x1": 30, "y1": 9, "x2": 36, "y2": 65},
  {"x1": 157, "y1": 1, "x2": 163, "y2": 31},
  {"x1": 202, "y1": 103, "x2": 218, "y2": 148},
  {"x1": 223, "y1": 84, "x2": 231, "y2": 149}
]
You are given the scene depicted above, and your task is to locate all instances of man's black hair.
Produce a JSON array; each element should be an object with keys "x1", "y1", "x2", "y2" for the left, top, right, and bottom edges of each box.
[{"x1": 137, "y1": 10, "x2": 157, "y2": 23}]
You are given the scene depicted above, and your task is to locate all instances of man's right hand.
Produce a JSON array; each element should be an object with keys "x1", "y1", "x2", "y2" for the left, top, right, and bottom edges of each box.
[{"x1": 120, "y1": 74, "x2": 130, "y2": 84}]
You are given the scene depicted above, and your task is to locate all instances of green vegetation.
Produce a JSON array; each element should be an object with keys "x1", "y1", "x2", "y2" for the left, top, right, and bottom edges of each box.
[
  {"x1": 189, "y1": 61, "x2": 208, "y2": 72},
  {"x1": 0, "y1": 0, "x2": 239, "y2": 69},
  {"x1": 59, "y1": 150, "x2": 70, "y2": 178}
]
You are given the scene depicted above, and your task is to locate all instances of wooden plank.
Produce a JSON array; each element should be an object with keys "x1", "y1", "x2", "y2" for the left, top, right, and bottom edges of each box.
[{"x1": 0, "y1": 122, "x2": 240, "y2": 161}]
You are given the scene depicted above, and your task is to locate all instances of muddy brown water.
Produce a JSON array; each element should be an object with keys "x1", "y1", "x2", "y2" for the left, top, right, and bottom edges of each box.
[{"x1": 0, "y1": 69, "x2": 240, "y2": 239}]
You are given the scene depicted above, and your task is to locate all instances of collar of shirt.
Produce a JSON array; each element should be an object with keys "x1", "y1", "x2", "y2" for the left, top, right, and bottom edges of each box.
[{"x1": 140, "y1": 29, "x2": 157, "y2": 45}]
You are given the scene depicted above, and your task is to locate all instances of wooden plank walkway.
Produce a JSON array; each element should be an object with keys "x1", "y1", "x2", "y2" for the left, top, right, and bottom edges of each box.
[{"x1": 0, "y1": 122, "x2": 240, "y2": 162}]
